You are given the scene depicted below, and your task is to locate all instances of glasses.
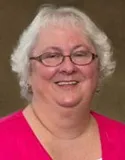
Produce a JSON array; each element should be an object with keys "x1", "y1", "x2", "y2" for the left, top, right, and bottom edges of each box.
[{"x1": 29, "y1": 51, "x2": 98, "y2": 67}]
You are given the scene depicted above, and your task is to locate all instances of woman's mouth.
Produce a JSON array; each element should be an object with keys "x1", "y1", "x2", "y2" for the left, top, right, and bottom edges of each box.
[{"x1": 55, "y1": 80, "x2": 79, "y2": 86}]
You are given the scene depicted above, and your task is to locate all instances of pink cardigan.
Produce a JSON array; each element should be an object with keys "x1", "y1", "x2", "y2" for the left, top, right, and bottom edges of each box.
[{"x1": 0, "y1": 110, "x2": 125, "y2": 160}]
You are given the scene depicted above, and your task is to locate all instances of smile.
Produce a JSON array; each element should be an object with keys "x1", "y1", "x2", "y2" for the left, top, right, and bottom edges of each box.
[{"x1": 55, "y1": 81, "x2": 79, "y2": 86}]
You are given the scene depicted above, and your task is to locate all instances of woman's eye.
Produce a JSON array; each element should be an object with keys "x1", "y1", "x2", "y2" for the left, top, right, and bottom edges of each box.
[
  {"x1": 44, "y1": 53, "x2": 61, "y2": 58},
  {"x1": 48, "y1": 54, "x2": 57, "y2": 58},
  {"x1": 73, "y1": 51, "x2": 88, "y2": 57}
]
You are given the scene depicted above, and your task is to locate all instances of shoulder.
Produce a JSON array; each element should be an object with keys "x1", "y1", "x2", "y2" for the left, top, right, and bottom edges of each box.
[
  {"x1": 0, "y1": 111, "x2": 27, "y2": 157},
  {"x1": 92, "y1": 111, "x2": 125, "y2": 128},
  {"x1": 92, "y1": 111, "x2": 125, "y2": 140},
  {"x1": 0, "y1": 110, "x2": 24, "y2": 131},
  {"x1": 91, "y1": 111, "x2": 125, "y2": 126},
  {"x1": 0, "y1": 110, "x2": 27, "y2": 142},
  {"x1": 92, "y1": 112, "x2": 125, "y2": 158}
]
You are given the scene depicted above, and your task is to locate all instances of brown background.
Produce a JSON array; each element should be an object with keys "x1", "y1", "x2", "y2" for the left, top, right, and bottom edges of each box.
[{"x1": 0, "y1": 0, "x2": 125, "y2": 122}]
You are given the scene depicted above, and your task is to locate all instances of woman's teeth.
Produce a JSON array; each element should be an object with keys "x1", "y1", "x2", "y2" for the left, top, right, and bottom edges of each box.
[{"x1": 56, "y1": 81, "x2": 78, "y2": 85}]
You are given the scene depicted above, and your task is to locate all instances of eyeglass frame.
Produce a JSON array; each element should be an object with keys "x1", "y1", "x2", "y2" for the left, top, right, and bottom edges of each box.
[{"x1": 29, "y1": 51, "x2": 98, "y2": 67}]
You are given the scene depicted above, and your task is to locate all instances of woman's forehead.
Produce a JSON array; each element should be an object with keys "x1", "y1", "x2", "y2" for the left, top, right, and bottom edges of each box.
[{"x1": 33, "y1": 25, "x2": 95, "y2": 54}]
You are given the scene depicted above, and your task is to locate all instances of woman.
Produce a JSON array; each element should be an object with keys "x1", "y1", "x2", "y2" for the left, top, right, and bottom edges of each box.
[{"x1": 0, "y1": 4, "x2": 125, "y2": 160}]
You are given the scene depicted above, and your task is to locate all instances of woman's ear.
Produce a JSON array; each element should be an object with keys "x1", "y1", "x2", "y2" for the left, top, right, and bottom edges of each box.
[{"x1": 27, "y1": 83, "x2": 33, "y2": 94}]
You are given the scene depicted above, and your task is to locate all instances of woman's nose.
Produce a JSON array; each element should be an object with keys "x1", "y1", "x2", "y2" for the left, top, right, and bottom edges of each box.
[{"x1": 59, "y1": 56, "x2": 77, "y2": 74}]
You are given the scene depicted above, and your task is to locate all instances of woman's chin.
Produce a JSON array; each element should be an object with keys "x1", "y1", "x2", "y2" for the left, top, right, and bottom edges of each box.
[{"x1": 56, "y1": 97, "x2": 81, "y2": 108}]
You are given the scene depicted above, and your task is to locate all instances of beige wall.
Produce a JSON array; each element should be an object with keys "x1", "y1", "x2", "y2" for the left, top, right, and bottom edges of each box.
[{"x1": 0, "y1": 0, "x2": 125, "y2": 121}]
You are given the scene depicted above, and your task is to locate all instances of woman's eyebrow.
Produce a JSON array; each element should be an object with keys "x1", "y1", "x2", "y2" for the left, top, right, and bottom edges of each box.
[
  {"x1": 72, "y1": 44, "x2": 83, "y2": 50},
  {"x1": 72, "y1": 44, "x2": 93, "y2": 52},
  {"x1": 71, "y1": 44, "x2": 87, "y2": 52},
  {"x1": 43, "y1": 44, "x2": 89, "y2": 53},
  {"x1": 43, "y1": 46, "x2": 62, "y2": 52}
]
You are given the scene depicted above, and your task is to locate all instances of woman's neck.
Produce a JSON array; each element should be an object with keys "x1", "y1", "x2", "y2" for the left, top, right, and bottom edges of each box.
[{"x1": 25, "y1": 100, "x2": 92, "y2": 140}]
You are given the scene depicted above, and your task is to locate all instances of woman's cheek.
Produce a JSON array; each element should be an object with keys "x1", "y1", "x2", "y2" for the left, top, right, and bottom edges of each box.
[{"x1": 38, "y1": 66, "x2": 58, "y2": 80}]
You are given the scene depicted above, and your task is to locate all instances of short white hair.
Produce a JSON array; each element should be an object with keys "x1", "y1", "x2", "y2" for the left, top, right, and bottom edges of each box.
[{"x1": 11, "y1": 4, "x2": 116, "y2": 101}]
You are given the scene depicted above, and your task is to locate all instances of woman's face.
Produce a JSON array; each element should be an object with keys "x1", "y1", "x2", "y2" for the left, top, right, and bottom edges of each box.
[{"x1": 29, "y1": 25, "x2": 99, "y2": 108}]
